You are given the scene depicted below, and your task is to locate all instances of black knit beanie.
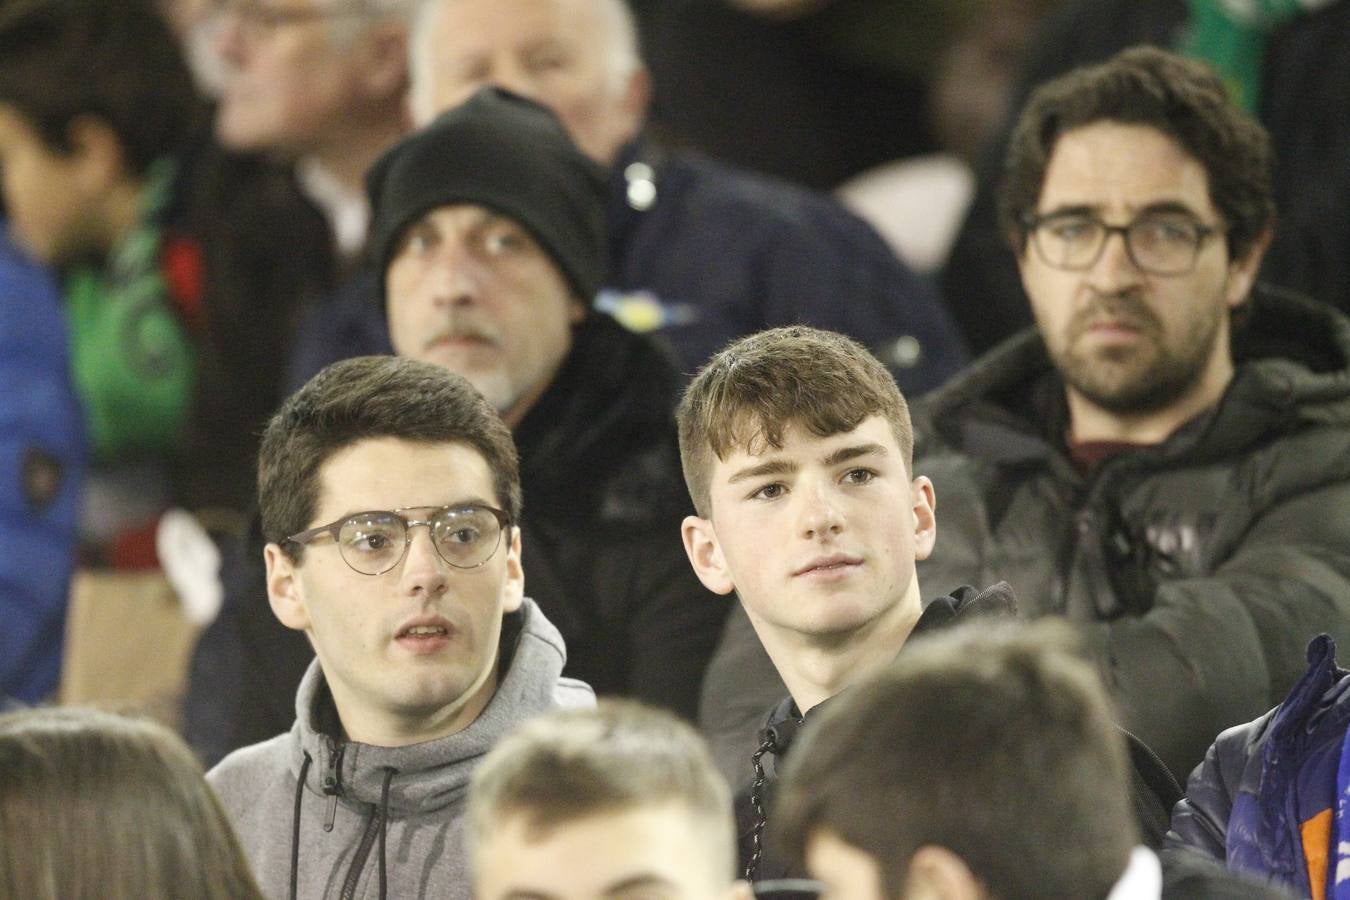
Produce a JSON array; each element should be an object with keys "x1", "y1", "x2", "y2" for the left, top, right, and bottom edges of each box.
[{"x1": 366, "y1": 86, "x2": 609, "y2": 305}]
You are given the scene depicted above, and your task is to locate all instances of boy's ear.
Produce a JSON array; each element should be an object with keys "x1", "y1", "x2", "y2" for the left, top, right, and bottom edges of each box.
[
  {"x1": 912, "y1": 475, "x2": 936, "y2": 562},
  {"x1": 500, "y1": 525, "x2": 524, "y2": 614},
  {"x1": 905, "y1": 845, "x2": 989, "y2": 900},
  {"x1": 265, "y1": 542, "x2": 312, "y2": 632},
  {"x1": 65, "y1": 114, "x2": 129, "y2": 191},
  {"x1": 681, "y1": 515, "x2": 735, "y2": 596}
]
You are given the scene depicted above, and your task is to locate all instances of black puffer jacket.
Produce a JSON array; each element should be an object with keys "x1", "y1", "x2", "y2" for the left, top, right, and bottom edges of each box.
[
  {"x1": 185, "y1": 315, "x2": 726, "y2": 764},
  {"x1": 913, "y1": 287, "x2": 1350, "y2": 780}
]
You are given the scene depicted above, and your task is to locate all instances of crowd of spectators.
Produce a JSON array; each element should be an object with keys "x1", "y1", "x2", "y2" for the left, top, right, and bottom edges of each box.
[{"x1": 2, "y1": 0, "x2": 1350, "y2": 897}]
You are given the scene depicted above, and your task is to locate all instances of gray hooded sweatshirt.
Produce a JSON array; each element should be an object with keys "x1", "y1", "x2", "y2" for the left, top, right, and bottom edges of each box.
[{"x1": 208, "y1": 598, "x2": 594, "y2": 900}]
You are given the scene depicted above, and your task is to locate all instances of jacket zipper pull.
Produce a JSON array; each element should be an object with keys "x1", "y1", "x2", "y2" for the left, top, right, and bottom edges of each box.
[{"x1": 321, "y1": 738, "x2": 346, "y2": 833}]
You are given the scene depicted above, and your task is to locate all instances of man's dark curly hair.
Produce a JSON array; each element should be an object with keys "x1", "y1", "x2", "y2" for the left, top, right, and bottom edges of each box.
[{"x1": 999, "y1": 45, "x2": 1275, "y2": 263}]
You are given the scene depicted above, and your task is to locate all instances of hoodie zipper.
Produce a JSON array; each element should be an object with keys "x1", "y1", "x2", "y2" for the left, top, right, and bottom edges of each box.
[
  {"x1": 339, "y1": 812, "x2": 381, "y2": 900},
  {"x1": 322, "y1": 739, "x2": 346, "y2": 833}
]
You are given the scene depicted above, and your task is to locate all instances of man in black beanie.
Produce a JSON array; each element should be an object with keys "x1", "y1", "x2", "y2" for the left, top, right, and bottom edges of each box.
[
  {"x1": 185, "y1": 88, "x2": 729, "y2": 765},
  {"x1": 369, "y1": 88, "x2": 727, "y2": 718}
]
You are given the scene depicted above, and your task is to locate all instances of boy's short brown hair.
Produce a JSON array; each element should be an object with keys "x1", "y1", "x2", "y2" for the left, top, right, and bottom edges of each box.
[
  {"x1": 676, "y1": 326, "x2": 914, "y2": 517},
  {"x1": 466, "y1": 700, "x2": 735, "y2": 879},
  {"x1": 257, "y1": 355, "x2": 522, "y2": 555}
]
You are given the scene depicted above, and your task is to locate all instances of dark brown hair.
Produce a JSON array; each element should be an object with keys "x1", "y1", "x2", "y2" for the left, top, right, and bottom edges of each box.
[
  {"x1": 466, "y1": 700, "x2": 735, "y2": 880},
  {"x1": 1000, "y1": 45, "x2": 1274, "y2": 262},
  {"x1": 774, "y1": 620, "x2": 1136, "y2": 900},
  {"x1": 0, "y1": 0, "x2": 199, "y2": 176},
  {"x1": 0, "y1": 707, "x2": 264, "y2": 900},
  {"x1": 257, "y1": 355, "x2": 522, "y2": 554},
  {"x1": 676, "y1": 326, "x2": 913, "y2": 517}
]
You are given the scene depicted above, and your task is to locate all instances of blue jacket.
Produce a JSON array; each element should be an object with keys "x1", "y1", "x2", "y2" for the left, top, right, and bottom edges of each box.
[
  {"x1": 0, "y1": 225, "x2": 84, "y2": 705},
  {"x1": 1167, "y1": 634, "x2": 1350, "y2": 897}
]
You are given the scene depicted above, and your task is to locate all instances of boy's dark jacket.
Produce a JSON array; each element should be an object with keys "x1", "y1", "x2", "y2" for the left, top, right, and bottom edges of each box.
[{"x1": 732, "y1": 582, "x2": 1183, "y2": 882}]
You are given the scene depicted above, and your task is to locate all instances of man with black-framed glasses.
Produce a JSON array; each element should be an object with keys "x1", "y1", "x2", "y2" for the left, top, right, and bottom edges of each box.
[
  {"x1": 208, "y1": 354, "x2": 594, "y2": 900},
  {"x1": 905, "y1": 45, "x2": 1350, "y2": 783}
]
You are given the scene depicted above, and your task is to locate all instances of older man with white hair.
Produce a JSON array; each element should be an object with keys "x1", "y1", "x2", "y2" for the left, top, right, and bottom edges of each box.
[{"x1": 213, "y1": 0, "x2": 411, "y2": 261}]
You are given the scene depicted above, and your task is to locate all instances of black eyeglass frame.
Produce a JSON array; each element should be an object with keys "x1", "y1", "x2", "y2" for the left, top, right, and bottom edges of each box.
[
  {"x1": 1020, "y1": 211, "x2": 1222, "y2": 276},
  {"x1": 284, "y1": 504, "x2": 514, "y2": 576}
]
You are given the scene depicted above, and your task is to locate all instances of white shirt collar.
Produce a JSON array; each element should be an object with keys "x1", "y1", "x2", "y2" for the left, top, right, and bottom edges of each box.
[{"x1": 1106, "y1": 846, "x2": 1163, "y2": 900}]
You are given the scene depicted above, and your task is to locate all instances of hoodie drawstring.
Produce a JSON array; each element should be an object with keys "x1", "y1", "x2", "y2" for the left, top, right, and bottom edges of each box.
[
  {"x1": 291, "y1": 751, "x2": 313, "y2": 900},
  {"x1": 745, "y1": 735, "x2": 775, "y2": 881},
  {"x1": 378, "y1": 767, "x2": 397, "y2": 900}
]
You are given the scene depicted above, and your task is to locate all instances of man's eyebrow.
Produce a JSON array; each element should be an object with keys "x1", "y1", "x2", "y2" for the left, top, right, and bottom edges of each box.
[
  {"x1": 1037, "y1": 200, "x2": 1205, "y2": 220},
  {"x1": 1036, "y1": 203, "x2": 1096, "y2": 218},
  {"x1": 727, "y1": 458, "x2": 798, "y2": 484},
  {"x1": 1136, "y1": 200, "x2": 1206, "y2": 219},
  {"x1": 603, "y1": 873, "x2": 677, "y2": 897},
  {"x1": 502, "y1": 891, "x2": 558, "y2": 900},
  {"x1": 822, "y1": 442, "x2": 889, "y2": 468}
]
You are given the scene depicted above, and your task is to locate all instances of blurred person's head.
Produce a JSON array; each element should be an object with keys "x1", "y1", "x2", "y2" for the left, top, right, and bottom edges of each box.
[
  {"x1": 157, "y1": 0, "x2": 231, "y2": 96},
  {"x1": 467, "y1": 700, "x2": 752, "y2": 900},
  {"x1": 213, "y1": 0, "x2": 409, "y2": 164},
  {"x1": 677, "y1": 327, "x2": 934, "y2": 711},
  {"x1": 258, "y1": 355, "x2": 525, "y2": 746},
  {"x1": 368, "y1": 87, "x2": 607, "y2": 425},
  {"x1": 998, "y1": 46, "x2": 1274, "y2": 444},
  {"x1": 408, "y1": 0, "x2": 648, "y2": 166},
  {"x1": 0, "y1": 706, "x2": 264, "y2": 900},
  {"x1": 0, "y1": 0, "x2": 199, "y2": 263},
  {"x1": 774, "y1": 620, "x2": 1138, "y2": 900}
]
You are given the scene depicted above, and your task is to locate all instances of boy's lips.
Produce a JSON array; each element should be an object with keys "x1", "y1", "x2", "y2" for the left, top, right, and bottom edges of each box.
[
  {"x1": 394, "y1": 615, "x2": 456, "y2": 652},
  {"x1": 792, "y1": 553, "x2": 863, "y2": 578}
]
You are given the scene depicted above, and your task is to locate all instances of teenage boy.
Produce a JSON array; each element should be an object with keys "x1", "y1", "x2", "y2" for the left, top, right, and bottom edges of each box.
[
  {"x1": 678, "y1": 326, "x2": 1180, "y2": 881},
  {"x1": 677, "y1": 326, "x2": 1019, "y2": 880},
  {"x1": 208, "y1": 355, "x2": 593, "y2": 900},
  {"x1": 466, "y1": 700, "x2": 752, "y2": 900}
]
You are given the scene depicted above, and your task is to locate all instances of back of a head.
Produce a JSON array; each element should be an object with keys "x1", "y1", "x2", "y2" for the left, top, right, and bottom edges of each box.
[
  {"x1": 676, "y1": 325, "x2": 913, "y2": 518},
  {"x1": 0, "y1": 0, "x2": 199, "y2": 177},
  {"x1": 0, "y1": 707, "x2": 263, "y2": 900},
  {"x1": 467, "y1": 700, "x2": 738, "y2": 890},
  {"x1": 774, "y1": 620, "x2": 1137, "y2": 900}
]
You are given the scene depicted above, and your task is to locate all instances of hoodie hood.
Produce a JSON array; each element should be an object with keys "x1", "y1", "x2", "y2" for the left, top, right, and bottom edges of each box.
[{"x1": 287, "y1": 597, "x2": 589, "y2": 814}]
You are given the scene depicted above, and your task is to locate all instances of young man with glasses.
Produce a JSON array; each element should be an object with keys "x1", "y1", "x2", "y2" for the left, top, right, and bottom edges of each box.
[
  {"x1": 207, "y1": 354, "x2": 593, "y2": 900},
  {"x1": 706, "y1": 44, "x2": 1350, "y2": 789}
]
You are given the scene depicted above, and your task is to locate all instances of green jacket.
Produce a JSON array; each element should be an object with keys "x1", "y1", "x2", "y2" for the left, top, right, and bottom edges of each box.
[{"x1": 914, "y1": 286, "x2": 1350, "y2": 780}]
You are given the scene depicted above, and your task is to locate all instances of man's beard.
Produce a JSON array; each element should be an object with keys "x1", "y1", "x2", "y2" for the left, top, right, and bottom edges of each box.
[{"x1": 1051, "y1": 289, "x2": 1225, "y2": 415}]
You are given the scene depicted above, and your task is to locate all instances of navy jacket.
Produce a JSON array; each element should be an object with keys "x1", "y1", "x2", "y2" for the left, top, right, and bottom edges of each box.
[{"x1": 1168, "y1": 635, "x2": 1350, "y2": 898}]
